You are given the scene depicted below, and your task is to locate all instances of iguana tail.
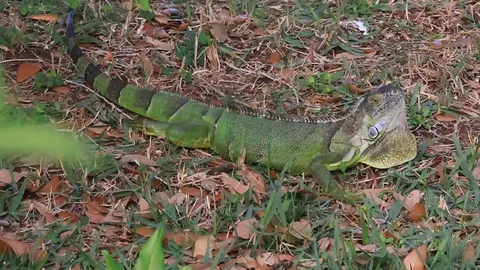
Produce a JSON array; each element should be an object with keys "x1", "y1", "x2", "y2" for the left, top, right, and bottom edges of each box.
[{"x1": 65, "y1": 10, "x2": 222, "y2": 132}]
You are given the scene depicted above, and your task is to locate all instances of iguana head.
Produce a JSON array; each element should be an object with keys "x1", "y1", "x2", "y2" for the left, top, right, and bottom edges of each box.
[{"x1": 330, "y1": 84, "x2": 417, "y2": 169}]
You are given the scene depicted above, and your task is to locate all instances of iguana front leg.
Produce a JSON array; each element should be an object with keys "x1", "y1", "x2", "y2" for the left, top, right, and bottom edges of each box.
[{"x1": 309, "y1": 152, "x2": 364, "y2": 204}]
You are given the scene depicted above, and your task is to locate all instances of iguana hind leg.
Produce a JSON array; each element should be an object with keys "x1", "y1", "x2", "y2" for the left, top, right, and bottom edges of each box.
[
  {"x1": 126, "y1": 118, "x2": 211, "y2": 148},
  {"x1": 309, "y1": 152, "x2": 364, "y2": 204}
]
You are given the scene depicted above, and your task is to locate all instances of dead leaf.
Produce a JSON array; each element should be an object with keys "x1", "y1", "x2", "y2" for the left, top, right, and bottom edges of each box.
[
  {"x1": 221, "y1": 173, "x2": 249, "y2": 195},
  {"x1": 52, "y1": 86, "x2": 70, "y2": 94},
  {"x1": 434, "y1": 113, "x2": 456, "y2": 122},
  {"x1": 463, "y1": 243, "x2": 476, "y2": 263},
  {"x1": 16, "y1": 62, "x2": 42, "y2": 82},
  {"x1": 32, "y1": 201, "x2": 56, "y2": 223},
  {"x1": 235, "y1": 218, "x2": 258, "y2": 239},
  {"x1": 180, "y1": 187, "x2": 203, "y2": 197},
  {"x1": 363, "y1": 188, "x2": 389, "y2": 205},
  {"x1": 145, "y1": 36, "x2": 173, "y2": 51},
  {"x1": 99, "y1": 51, "x2": 113, "y2": 66},
  {"x1": 355, "y1": 243, "x2": 377, "y2": 252},
  {"x1": 86, "y1": 200, "x2": 109, "y2": 214},
  {"x1": 58, "y1": 212, "x2": 80, "y2": 224},
  {"x1": 29, "y1": 14, "x2": 58, "y2": 22},
  {"x1": 317, "y1": 238, "x2": 332, "y2": 252},
  {"x1": 403, "y1": 246, "x2": 427, "y2": 270},
  {"x1": 154, "y1": 16, "x2": 171, "y2": 25},
  {"x1": 169, "y1": 192, "x2": 186, "y2": 205},
  {"x1": 473, "y1": 167, "x2": 480, "y2": 180},
  {"x1": 403, "y1": 190, "x2": 422, "y2": 211},
  {"x1": 408, "y1": 203, "x2": 426, "y2": 221},
  {"x1": 85, "y1": 210, "x2": 104, "y2": 224},
  {"x1": 237, "y1": 167, "x2": 266, "y2": 200},
  {"x1": 266, "y1": 51, "x2": 281, "y2": 64},
  {"x1": 134, "y1": 42, "x2": 154, "y2": 49},
  {"x1": 256, "y1": 252, "x2": 277, "y2": 266},
  {"x1": 0, "y1": 169, "x2": 26, "y2": 187},
  {"x1": 165, "y1": 231, "x2": 197, "y2": 246},
  {"x1": 120, "y1": 154, "x2": 157, "y2": 167},
  {"x1": 135, "y1": 227, "x2": 154, "y2": 237},
  {"x1": 348, "y1": 84, "x2": 366, "y2": 95},
  {"x1": 193, "y1": 235, "x2": 216, "y2": 259},
  {"x1": 38, "y1": 176, "x2": 61, "y2": 194},
  {"x1": 0, "y1": 239, "x2": 14, "y2": 256},
  {"x1": 289, "y1": 220, "x2": 312, "y2": 240},
  {"x1": 0, "y1": 237, "x2": 47, "y2": 262},
  {"x1": 209, "y1": 22, "x2": 229, "y2": 42},
  {"x1": 384, "y1": 231, "x2": 398, "y2": 242},
  {"x1": 253, "y1": 28, "x2": 266, "y2": 36}
]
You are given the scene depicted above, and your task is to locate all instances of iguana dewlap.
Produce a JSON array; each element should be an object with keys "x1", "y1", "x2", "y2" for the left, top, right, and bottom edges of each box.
[{"x1": 65, "y1": 10, "x2": 417, "y2": 203}]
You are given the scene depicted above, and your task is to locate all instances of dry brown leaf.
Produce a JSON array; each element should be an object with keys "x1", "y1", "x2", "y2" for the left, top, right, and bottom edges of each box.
[
  {"x1": 473, "y1": 167, "x2": 480, "y2": 180},
  {"x1": 16, "y1": 62, "x2": 42, "y2": 82},
  {"x1": 0, "y1": 169, "x2": 26, "y2": 187},
  {"x1": 408, "y1": 203, "x2": 426, "y2": 221},
  {"x1": 99, "y1": 51, "x2": 113, "y2": 66},
  {"x1": 317, "y1": 238, "x2": 332, "y2": 252},
  {"x1": 221, "y1": 174, "x2": 249, "y2": 195},
  {"x1": 463, "y1": 243, "x2": 476, "y2": 263},
  {"x1": 120, "y1": 154, "x2": 157, "y2": 167},
  {"x1": 52, "y1": 85, "x2": 70, "y2": 94},
  {"x1": 154, "y1": 16, "x2": 171, "y2": 24},
  {"x1": 58, "y1": 212, "x2": 80, "y2": 224},
  {"x1": 266, "y1": 51, "x2": 281, "y2": 64},
  {"x1": 235, "y1": 218, "x2": 258, "y2": 239},
  {"x1": 384, "y1": 231, "x2": 398, "y2": 242},
  {"x1": 32, "y1": 201, "x2": 56, "y2": 223},
  {"x1": 404, "y1": 190, "x2": 422, "y2": 211},
  {"x1": 169, "y1": 192, "x2": 186, "y2": 205},
  {"x1": 235, "y1": 255, "x2": 258, "y2": 268},
  {"x1": 363, "y1": 188, "x2": 389, "y2": 205},
  {"x1": 29, "y1": 14, "x2": 58, "y2": 22},
  {"x1": 165, "y1": 231, "x2": 197, "y2": 246},
  {"x1": 177, "y1": 21, "x2": 189, "y2": 31},
  {"x1": 144, "y1": 24, "x2": 169, "y2": 39},
  {"x1": 54, "y1": 195, "x2": 68, "y2": 207},
  {"x1": 0, "y1": 239, "x2": 14, "y2": 256},
  {"x1": 289, "y1": 220, "x2": 312, "y2": 240},
  {"x1": 86, "y1": 200, "x2": 109, "y2": 214},
  {"x1": 355, "y1": 243, "x2": 377, "y2": 252},
  {"x1": 85, "y1": 210, "x2": 104, "y2": 224},
  {"x1": 348, "y1": 84, "x2": 366, "y2": 95},
  {"x1": 0, "y1": 237, "x2": 47, "y2": 262},
  {"x1": 180, "y1": 187, "x2": 203, "y2": 197},
  {"x1": 434, "y1": 113, "x2": 456, "y2": 122},
  {"x1": 135, "y1": 226, "x2": 154, "y2": 237},
  {"x1": 403, "y1": 245, "x2": 427, "y2": 270},
  {"x1": 134, "y1": 42, "x2": 154, "y2": 49},
  {"x1": 38, "y1": 176, "x2": 61, "y2": 194},
  {"x1": 256, "y1": 252, "x2": 277, "y2": 266},
  {"x1": 237, "y1": 167, "x2": 266, "y2": 200},
  {"x1": 209, "y1": 22, "x2": 229, "y2": 42},
  {"x1": 193, "y1": 235, "x2": 216, "y2": 259},
  {"x1": 145, "y1": 36, "x2": 173, "y2": 51},
  {"x1": 253, "y1": 28, "x2": 266, "y2": 36}
]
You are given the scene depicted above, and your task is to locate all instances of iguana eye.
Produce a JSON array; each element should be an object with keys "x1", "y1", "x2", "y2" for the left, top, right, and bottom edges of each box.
[
  {"x1": 368, "y1": 95, "x2": 384, "y2": 106},
  {"x1": 368, "y1": 126, "x2": 379, "y2": 138}
]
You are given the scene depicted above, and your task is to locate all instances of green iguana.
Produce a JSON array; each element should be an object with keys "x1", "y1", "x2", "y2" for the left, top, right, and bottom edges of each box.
[{"x1": 65, "y1": 10, "x2": 417, "y2": 203}]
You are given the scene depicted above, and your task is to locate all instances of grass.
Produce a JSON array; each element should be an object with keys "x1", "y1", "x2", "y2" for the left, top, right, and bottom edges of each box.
[{"x1": 0, "y1": 0, "x2": 479, "y2": 269}]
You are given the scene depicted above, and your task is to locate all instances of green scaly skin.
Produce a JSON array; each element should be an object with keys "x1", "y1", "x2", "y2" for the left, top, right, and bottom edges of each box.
[{"x1": 65, "y1": 11, "x2": 417, "y2": 204}]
